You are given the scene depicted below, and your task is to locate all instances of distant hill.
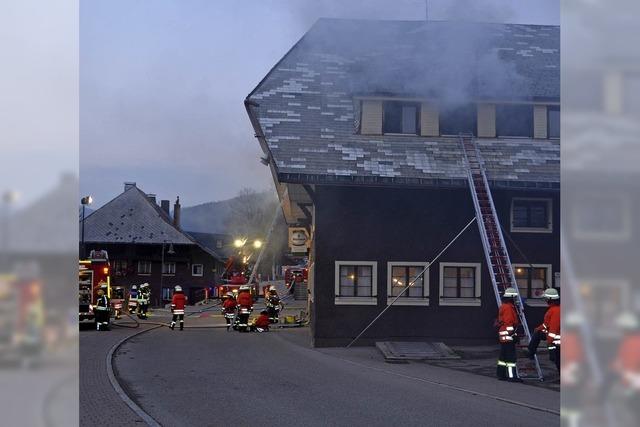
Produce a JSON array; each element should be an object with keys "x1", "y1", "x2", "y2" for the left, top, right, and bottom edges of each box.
[{"x1": 180, "y1": 190, "x2": 274, "y2": 234}]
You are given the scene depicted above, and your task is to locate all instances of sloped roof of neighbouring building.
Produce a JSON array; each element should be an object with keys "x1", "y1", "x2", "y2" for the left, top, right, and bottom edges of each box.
[
  {"x1": 246, "y1": 18, "x2": 560, "y2": 189},
  {"x1": 82, "y1": 186, "x2": 195, "y2": 245}
]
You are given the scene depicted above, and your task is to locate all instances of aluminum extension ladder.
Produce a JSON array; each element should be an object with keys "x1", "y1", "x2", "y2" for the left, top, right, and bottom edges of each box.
[{"x1": 458, "y1": 134, "x2": 544, "y2": 381}]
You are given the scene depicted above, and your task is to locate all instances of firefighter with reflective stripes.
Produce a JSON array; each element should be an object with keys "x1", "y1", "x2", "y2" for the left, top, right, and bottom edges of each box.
[
  {"x1": 496, "y1": 287, "x2": 521, "y2": 382},
  {"x1": 526, "y1": 288, "x2": 561, "y2": 372},
  {"x1": 170, "y1": 285, "x2": 186, "y2": 331},
  {"x1": 612, "y1": 313, "x2": 640, "y2": 400},
  {"x1": 95, "y1": 284, "x2": 110, "y2": 331}
]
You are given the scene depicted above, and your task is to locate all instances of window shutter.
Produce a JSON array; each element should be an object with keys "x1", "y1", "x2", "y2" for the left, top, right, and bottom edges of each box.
[
  {"x1": 420, "y1": 103, "x2": 439, "y2": 136},
  {"x1": 360, "y1": 100, "x2": 383, "y2": 135},
  {"x1": 477, "y1": 103, "x2": 496, "y2": 137},
  {"x1": 533, "y1": 105, "x2": 548, "y2": 139}
]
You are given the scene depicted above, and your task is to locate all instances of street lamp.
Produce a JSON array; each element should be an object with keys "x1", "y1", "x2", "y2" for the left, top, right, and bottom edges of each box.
[
  {"x1": 253, "y1": 240, "x2": 262, "y2": 249},
  {"x1": 234, "y1": 238, "x2": 245, "y2": 248},
  {"x1": 80, "y1": 195, "x2": 93, "y2": 259}
]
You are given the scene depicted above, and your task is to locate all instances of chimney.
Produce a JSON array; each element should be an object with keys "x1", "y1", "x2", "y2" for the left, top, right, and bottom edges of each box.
[
  {"x1": 161, "y1": 200, "x2": 170, "y2": 216},
  {"x1": 124, "y1": 182, "x2": 137, "y2": 192},
  {"x1": 147, "y1": 193, "x2": 157, "y2": 204},
  {"x1": 173, "y1": 196, "x2": 181, "y2": 229}
]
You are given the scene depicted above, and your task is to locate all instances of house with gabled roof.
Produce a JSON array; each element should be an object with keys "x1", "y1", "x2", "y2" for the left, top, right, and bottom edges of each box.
[
  {"x1": 81, "y1": 182, "x2": 225, "y2": 305},
  {"x1": 245, "y1": 18, "x2": 560, "y2": 346}
]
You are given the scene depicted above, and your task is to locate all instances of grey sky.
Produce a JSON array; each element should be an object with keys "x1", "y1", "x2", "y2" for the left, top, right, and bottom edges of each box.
[{"x1": 80, "y1": 0, "x2": 559, "y2": 208}]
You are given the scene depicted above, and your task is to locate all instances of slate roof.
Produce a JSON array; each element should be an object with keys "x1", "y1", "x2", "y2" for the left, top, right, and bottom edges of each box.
[
  {"x1": 82, "y1": 186, "x2": 196, "y2": 245},
  {"x1": 185, "y1": 232, "x2": 235, "y2": 260},
  {"x1": 246, "y1": 18, "x2": 560, "y2": 189}
]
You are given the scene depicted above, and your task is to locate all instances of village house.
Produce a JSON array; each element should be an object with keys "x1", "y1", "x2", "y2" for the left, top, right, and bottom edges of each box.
[
  {"x1": 80, "y1": 182, "x2": 225, "y2": 306},
  {"x1": 245, "y1": 19, "x2": 560, "y2": 346}
]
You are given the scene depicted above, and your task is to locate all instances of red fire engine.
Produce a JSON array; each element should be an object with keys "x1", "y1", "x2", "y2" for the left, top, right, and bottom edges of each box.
[
  {"x1": 0, "y1": 272, "x2": 44, "y2": 365},
  {"x1": 79, "y1": 250, "x2": 111, "y2": 322},
  {"x1": 215, "y1": 255, "x2": 259, "y2": 298}
]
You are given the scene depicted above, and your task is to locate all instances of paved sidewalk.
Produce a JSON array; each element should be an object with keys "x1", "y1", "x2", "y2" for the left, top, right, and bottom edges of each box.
[{"x1": 79, "y1": 323, "x2": 153, "y2": 426}]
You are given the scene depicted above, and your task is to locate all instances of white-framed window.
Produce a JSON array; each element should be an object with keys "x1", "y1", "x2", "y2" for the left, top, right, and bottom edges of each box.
[
  {"x1": 334, "y1": 261, "x2": 377, "y2": 305},
  {"x1": 162, "y1": 262, "x2": 176, "y2": 276},
  {"x1": 572, "y1": 194, "x2": 631, "y2": 241},
  {"x1": 192, "y1": 264, "x2": 204, "y2": 277},
  {"x1": 137, "y1": 260, "x2": 152, "y2": 275},
  {"x1": 513, "y1": 264, "x2": 552, "y2": 306},
  {"x1": 439, "y1": 263, "x2": 482, "y2": 306},
  {"x1": 511, "y1": 198, "x2": 553, "y2": 233},
  {"x1": 216, "y1": 239, "x2": 223, "y2": 249},
  {"x1": 387, "y1": 262, "x2": 429, "y2": 306}
]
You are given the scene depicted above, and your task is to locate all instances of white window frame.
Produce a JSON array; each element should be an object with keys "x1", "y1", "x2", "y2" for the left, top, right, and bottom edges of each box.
[
  {"x1": 439, "y1": 262, "x2": 482, "y2": 307},
  {"x1": 192, "y1": 263, "x2": 204, "y2": 277},
  {"x1": 386, "y1": 262, "x2": 429, "y2": 306},
  {"x1": 162, "y1": 261, "x2": 176, "y2": 276},
  {"x1": 571, "y1": 194, "x2": 632, "y2": 242},
  {"x1": 512, "y1": 264, "x2": 553, "y2": 307},
  {"x1": 334, "y1": 261, "x2": 377, "y2": 306},
  {"x1": 510, "y1": 197, "x2": 553, "y2": 233},
  {"x1": 137, "y1": 260, "x2": 152, "y2": 276}
]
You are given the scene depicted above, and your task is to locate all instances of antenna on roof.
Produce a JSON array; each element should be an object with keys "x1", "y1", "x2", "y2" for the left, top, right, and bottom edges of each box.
[{"x1": 425, "y1": 0, "x2": 429, "y2": 21}]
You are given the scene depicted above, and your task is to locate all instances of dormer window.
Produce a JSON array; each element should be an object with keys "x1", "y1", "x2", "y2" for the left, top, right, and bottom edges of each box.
[
  {"x1": 383, "y1": 101, "x2": 420, "y2": 135},
  {"x1": 548, "y1": 106, "x2": 560, "y2": 138},
  {"x1": 496, "y1": 104, "x2": 533, "y2": 137}
]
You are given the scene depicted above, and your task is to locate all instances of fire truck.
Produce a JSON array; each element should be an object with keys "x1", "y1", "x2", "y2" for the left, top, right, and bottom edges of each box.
[
  {"x1": 215, "y1": 255, "x2": 259, "y2": 298},
  {"x1": 79, "y1": 250, "x2": 111, "y2": 322},
  {"x1": 0, "y1": 269, "x2": 44, "y2": 366}
]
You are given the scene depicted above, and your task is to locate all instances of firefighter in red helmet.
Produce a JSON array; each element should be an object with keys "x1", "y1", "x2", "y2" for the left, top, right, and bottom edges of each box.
[
  {"x1": 497, "y1": 287, "x2": 521, "y2": 382},
  {"x1": 170, "y1": 285, "x2": 186, "y2": 331}
]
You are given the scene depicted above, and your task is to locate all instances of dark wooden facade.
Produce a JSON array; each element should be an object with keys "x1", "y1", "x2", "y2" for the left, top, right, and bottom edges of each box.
[
  {"x1": 310, "y1": 185, "x2": 560, "y2": 347},
  {"x1": 84, "y1": 242, "x2": 223, "y2": 306}
]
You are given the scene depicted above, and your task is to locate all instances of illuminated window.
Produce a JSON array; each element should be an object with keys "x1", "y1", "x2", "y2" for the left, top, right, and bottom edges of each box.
[
  {"x1": 514, "y1": 265, "x2": 551, "y2": 299},
  {"x1": 390, "y1": 266, "x2": 424, "y2": 297},
  {"x1": 334, "y1": 261, "x2": 377, "y2": 305}
]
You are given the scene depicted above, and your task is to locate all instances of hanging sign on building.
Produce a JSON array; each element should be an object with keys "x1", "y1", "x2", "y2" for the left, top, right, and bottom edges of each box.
[{"x1": 289, "y1": 227, "x2": 309, "y2": 253}]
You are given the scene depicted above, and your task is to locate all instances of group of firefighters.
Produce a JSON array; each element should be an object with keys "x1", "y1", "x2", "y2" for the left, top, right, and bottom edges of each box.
[
  {"x1": 495, "y1": 286, "x2": 561, "y2": 382},
  {"x1": 221, "y1": 285, "x2": 282, "y2": 332},
  {"x1": 92, "y1": 282, "x2": 282, "y2": 333}
]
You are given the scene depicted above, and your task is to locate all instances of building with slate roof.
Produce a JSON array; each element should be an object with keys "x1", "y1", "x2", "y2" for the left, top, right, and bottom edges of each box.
[
  {"x1": 81, "y1": 182, "x2": 225, "y2": 306},
  {"x1": 245, "y1": 18, "x2": 560, "y2": 346}
]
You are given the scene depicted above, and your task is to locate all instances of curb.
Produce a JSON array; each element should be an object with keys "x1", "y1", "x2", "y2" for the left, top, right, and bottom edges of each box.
[{"x1": 105, "y1": 326, "x2": 163, "y2": 427}]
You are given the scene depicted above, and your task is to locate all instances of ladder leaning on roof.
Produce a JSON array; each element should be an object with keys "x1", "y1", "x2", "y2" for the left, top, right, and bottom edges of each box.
[{"x1": 458, "y1": 134, "x2": 544, "y2": 381}]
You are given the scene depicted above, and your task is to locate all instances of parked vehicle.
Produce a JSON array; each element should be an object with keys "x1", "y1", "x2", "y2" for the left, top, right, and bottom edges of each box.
[{"x1": 78, "y1": 250, "x2": 110, "y2": 323}]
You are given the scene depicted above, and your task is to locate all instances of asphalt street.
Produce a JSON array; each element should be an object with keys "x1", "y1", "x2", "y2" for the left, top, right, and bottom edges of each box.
[{"x1": 114, "y1": 326, "x2": 560, "y2": 427}]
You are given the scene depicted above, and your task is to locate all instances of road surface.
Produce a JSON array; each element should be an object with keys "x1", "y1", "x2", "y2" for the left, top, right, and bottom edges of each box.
[{"x1": 114, "y1": 326, "x2": 559, "y2": 427}]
